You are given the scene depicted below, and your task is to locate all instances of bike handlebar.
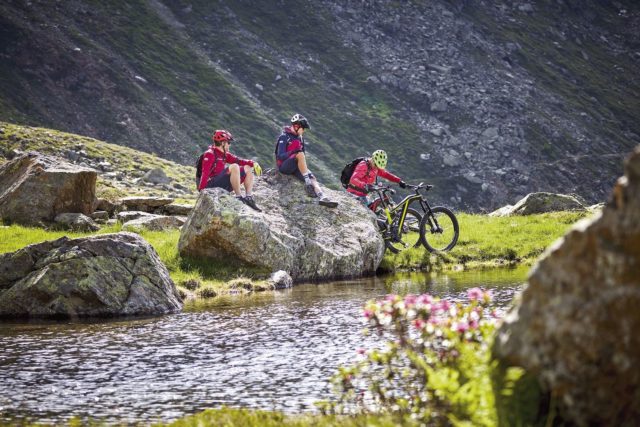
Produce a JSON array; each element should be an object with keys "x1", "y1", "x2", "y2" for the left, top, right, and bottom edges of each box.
[{"x1": 369, "y1": 182, "x2": 433, "y2": 193}]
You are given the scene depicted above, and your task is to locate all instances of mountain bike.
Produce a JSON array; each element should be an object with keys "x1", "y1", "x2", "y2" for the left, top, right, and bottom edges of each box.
[{"x1": 368, "y1": 183, "x2": 459, "y2": 253}]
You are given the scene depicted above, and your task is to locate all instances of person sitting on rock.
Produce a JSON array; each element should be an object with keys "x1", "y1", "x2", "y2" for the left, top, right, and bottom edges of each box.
[
  {"x1": 346, "y1": 149, "x2": 407, "y2": 206},
  {"x1": 275, "y1": 113, "x2": 337, "y2": 208},
  {"x1": 198, "y1": 129, "x2": 262, "y2": 211}
]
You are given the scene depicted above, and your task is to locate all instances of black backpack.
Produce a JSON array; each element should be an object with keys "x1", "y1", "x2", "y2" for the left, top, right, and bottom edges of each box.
[
  {"x1": 195, "y1": 153, "x2": 205, "y2": 185},
  {"x1": 195, "y1": 150, "x2": 218, "y2": 186},
  {"x1": 339, "y1": 157, "x2": 367, "y2": 189}
]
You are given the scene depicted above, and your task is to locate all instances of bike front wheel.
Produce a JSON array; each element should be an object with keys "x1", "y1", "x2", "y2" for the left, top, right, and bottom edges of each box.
[
  {"x1": 385, "y1": 208, "x2": 423, "y2": 254},
  {"x1": 419, "y1": 206, "x2": 459, "y2": 252}
]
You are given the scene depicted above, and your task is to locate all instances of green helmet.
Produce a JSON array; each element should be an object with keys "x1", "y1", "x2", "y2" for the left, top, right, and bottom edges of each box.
[{"x1": 371, "y1": 149, "x2": 387, "y2": 169}]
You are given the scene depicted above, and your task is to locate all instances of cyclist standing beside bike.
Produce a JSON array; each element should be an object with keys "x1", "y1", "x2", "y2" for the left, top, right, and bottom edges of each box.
[{"x1": 346, "y1": 150, "x2": 407, "y2": 206}]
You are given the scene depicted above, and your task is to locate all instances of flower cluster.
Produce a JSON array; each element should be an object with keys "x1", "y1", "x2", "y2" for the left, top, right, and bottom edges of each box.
[
  {"x1": 362, "y1": 288, "x2": 495, "y2": 362},
  {"x1": 325, "y1": 287, "x2": 500, "y2": 423}
]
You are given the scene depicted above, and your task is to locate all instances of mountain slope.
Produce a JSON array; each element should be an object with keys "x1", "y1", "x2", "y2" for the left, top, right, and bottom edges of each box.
[{"x1": 1, "y1": 0, "x2": 638, "y2": 210}]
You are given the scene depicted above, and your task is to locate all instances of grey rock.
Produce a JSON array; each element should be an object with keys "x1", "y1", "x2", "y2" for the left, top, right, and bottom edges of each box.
[
  {"x1": 90, "y1": 210, "x2": 110, "y2": 221},
  {"x1": 159, "y1": 203, "x2": 193, "y2": 216},
  {"x1": 117, "y1": 211, "x2": 154, "y2": 222},
  {"x1": 0, "y1": 152, "x2": 96, "y2": 226},
  {"x1": 120, "y1": 196, "x2": 174, "y2": 212},
  {"x1": 429, "y1": 127, "x2": 444, "y2": 137},
  {"x1": 95, "y1": 198, "x2": 123, "y2": 216},
  {"x1": 494, "y1": 146, "x2": 640, "y2": 426},
  {"x1": 122, "y1": 215, "x2": 185, "y2": 231},
  {"x1": 443, "y1": 151, "x2": 461, "y2": 167},
  {"x1": 509, "y1": 192, "x2": 586, "y2": 215},
  {"x1": 178, "y1": 172, "x2": 384, "y2": 282},
  {"x1": 463, "y1": 172, "x2": 483, "y2": 184},
  {"x1": 54, "y1": 213, "x2": 100, "y2": 232},
  {"x1": 430, "y1": 100, "x2": 448, "y2": 112},
  {"x1": 488, "y1": 204, "x2": 514, "y2": 217},
  {"x1": 268, "y1": 270, "x2": 293, "y2": 289},
  {"x1": 0, "y1": 232, "x2": 182, "y2": 319},
  {"x1": 482, "y1": 127, "x2": 499, "y2": 139},
  {"x1": 141, "y1": 167, "x2": 172, "y2": 184},
  {"x1": 97, "y1": 161, "x2": 112, "y2": 172}
]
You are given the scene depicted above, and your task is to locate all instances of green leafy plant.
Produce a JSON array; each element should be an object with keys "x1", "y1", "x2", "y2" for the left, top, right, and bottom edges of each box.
[{"x1": 324, "y1": 289, "x2": 517, "y2": 426}]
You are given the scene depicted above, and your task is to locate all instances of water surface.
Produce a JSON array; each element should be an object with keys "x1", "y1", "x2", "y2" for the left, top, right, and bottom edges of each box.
[{"x1": 0, "y1": 267, "x2": 527, "y2": 424}]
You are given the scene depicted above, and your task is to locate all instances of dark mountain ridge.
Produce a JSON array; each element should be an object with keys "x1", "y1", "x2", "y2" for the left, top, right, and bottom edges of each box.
[{"x1": 1, "y1": 0, "x2": 638, "y2": 211}]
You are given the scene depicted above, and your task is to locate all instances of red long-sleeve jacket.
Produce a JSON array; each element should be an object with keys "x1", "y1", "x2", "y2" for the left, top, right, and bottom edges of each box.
[
  {"x1": 198, "y1": 145, "x2": 254, "y2": 191},
  {"x1": 346, "y1": 159, "x2": 401, "y2": 197}
]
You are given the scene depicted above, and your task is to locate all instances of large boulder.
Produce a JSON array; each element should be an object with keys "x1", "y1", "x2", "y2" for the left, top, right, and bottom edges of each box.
[
  {"x1": 494, "y1": 147, "x2": 640, "y2": 426},
  {"x1": 0, "y1": 152, "x2": 96, "y2": 225},
  {"x1": 511, "y1": 192, "x2": 585, "y2": 214},
  {"x1": 0, "y1": 232, "x2": 182, "y2": 319},
  {"x1": 490, "y1": 192, "x2": 586, "y2": 216},
  {"x1": 178, "y1": 173, "x2": 385, "y2": 282}
]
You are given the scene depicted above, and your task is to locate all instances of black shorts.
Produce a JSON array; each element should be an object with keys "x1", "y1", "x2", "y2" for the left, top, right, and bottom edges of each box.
[
  {"x1": 278, "y1": 157, "x2": 304, "y2": 181},
  {"x1": 206, "y1": 168, "x2": 247, "y2": 191}
]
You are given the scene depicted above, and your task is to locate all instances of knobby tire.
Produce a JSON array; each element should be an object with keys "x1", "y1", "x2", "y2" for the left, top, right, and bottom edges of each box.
[
  {"x1": 385, "y1": 208, "x2": 423, "y2": 254},
  {"x1": 419, "y1": 206, "x2": 459, "y2": 252}
]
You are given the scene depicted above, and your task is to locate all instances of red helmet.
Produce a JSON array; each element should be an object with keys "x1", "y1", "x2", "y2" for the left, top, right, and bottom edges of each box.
[{"x1": 212, "y1": 129, "x2": 234, "y2": 143}]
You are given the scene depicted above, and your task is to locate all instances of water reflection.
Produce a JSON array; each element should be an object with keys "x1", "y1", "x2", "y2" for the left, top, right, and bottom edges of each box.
[{"x1": 0, "y1": 267, "x2": 527, "y2": 424}]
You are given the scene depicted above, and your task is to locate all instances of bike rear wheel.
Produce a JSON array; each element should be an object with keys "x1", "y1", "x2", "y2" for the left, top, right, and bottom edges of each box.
[
  {"x1": 385, "y1": 208, "x2": 423, "y2": 254},
  {"x1": 419, "y1": 206, "x2": 459, "y2": 252}
]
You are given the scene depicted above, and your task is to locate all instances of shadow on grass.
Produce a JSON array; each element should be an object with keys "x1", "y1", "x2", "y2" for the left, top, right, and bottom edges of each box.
[{"x1": 179, "y1": 255, "x2": 271, "y2": 281}]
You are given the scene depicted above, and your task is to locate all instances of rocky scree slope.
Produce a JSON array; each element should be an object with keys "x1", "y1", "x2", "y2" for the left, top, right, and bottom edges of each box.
[{"x1": 0, "y1": 0, "x2": 638, "y2": 211}]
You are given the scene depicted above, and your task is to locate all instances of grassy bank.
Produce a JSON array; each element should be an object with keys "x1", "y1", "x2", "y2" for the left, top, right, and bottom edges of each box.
[
  {"x1": 165, "y1": 408, "x2": 409, "y2": 427},
  {"x1": 0, "y1": 210, "x2": 591, "y2": 300},
  {"x1": 380, "y1": 210, "x2": 592, "y2": 272}
]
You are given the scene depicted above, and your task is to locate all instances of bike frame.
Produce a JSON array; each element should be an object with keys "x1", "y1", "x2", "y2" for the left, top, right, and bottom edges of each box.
[{"x1": 372, "y1": 184, "x2": 441, "y2": 234}]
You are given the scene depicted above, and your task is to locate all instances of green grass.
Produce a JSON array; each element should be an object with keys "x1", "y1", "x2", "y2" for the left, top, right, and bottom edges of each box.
[
  {"x1": 1, "y1": 211, "x2": 589, "y2": 300},
  {"x1": 380, "y1": 210, "x2": 591, "y2": 271},
  {"x1": 164, "y1": 407, "x2": 413, "y2": 427},
  {"x1": 0, "y1": 223, "x2": 270, "y2": 300}
]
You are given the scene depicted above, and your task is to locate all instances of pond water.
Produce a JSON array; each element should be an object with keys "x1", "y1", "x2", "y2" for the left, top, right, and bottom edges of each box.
[{"x1": 0, "y1": 266, "x2": 528, "y2": 424}]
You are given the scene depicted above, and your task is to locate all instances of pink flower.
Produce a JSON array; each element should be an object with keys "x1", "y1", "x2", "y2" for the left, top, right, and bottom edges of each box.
[
  {"x1": 434, "y1": 300, "x2": 451, "y2": 312},
  {"x1": 467, "y1": 287, "x2": 484, "y2": 301},
  {"x1": 357, "y1": 348, "x2": 366, "y2": 355},
  {"x1": 363, "y1": 309, "x2": 373, "y2": 319},
  {"x1": 417, "y1": 294, "x2": 433, "y2": 305},
  {"x1": 453, "y1": 321, "x2": 469, "y2": 333},
  {"x1": 404, "y1": 294, "x2": 417, "y2": 306}
]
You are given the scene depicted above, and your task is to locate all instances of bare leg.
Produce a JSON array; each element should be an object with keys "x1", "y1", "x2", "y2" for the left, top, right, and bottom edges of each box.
[
  {"x1": 243, "y1": 165, "x2": 254, "y2": 194},
  {"x1": 311, "y1": 178, "x2": 322, "y2": 196},
  {"x1": 295, "y1": 152, "x2": 309, "y2": 174},
  {"x1": 228, "y1": 164, "x2": 242, "y2": 196}
]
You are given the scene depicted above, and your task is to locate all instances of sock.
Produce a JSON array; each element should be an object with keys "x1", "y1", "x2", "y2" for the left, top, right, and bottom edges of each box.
[{"x1": 303, "y1": 173, "x2": 312, "y2": 185}]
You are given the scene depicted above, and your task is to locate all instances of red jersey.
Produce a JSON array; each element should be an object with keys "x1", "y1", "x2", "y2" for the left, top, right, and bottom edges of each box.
[
  {"x1": 198, "y1": 145, "x2": 254, "y2": 191},
  {"x1": 346, "y1": 159, "x2": 401, "y2": 197}
]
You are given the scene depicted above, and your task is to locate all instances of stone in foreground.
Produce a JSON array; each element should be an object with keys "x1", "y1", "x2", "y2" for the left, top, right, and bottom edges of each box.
[
  {"x1": 494, "y1": 146, "x2": 640, "y2": 426},
  {"x1": 178, "y1": 173, "x2": 385, "y2": 282},
  {"x1": 0, "y1": 232, "x2": 182, "y2": 319}
]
